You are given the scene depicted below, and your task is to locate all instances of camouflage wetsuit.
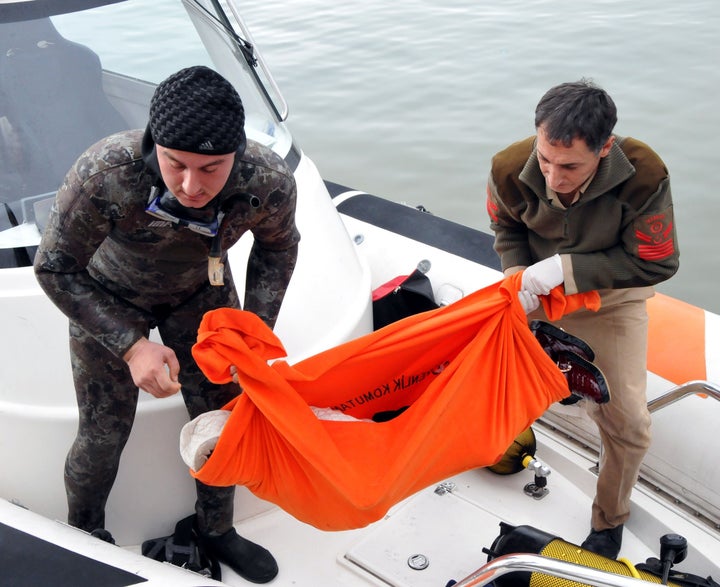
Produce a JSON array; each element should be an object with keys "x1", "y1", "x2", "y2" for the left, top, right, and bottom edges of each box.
[{"x1": 34, "y1": 129, "x2": 300, "y2": 535}]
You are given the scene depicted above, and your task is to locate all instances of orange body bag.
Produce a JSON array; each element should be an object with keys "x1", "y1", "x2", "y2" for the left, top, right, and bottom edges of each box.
[{"x1": 190, "y1": 273, "x2": 599, "y2": 530}]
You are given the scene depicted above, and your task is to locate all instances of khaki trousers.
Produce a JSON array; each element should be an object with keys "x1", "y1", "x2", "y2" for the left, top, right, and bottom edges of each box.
[{"x1": 530, "y1": 287, "x2": 653, "y2": 530}]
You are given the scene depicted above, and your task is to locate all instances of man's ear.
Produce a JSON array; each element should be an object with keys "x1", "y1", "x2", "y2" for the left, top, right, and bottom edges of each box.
[{"x1": 599, "y1": 135, "x2": 615, "y2": 158}]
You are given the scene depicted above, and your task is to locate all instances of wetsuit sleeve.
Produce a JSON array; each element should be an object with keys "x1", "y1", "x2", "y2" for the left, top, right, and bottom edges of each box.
[
  {"x1": 243, "y1": 173, "x2": 300, "y2": 328},
  {"x1": 33, "y1": 167, "x2": 149, "y2": 358}
]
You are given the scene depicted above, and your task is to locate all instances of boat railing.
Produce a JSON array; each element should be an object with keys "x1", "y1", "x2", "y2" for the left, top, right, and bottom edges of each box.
[
  {"x1": 643, "y1": 380, "x2": 720, "y2": 525},
  {"x1": 647, "y1": 380, "x2": 720, "y2": 413},
  {"x1": 452, "y1": 553, "x2": 665, "y2": 587}
]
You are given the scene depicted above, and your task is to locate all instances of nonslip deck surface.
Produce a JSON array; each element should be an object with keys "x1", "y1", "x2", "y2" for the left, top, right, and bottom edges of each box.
[{"x1": 1, "y1": 522, "x2": 147, "y2": 586}]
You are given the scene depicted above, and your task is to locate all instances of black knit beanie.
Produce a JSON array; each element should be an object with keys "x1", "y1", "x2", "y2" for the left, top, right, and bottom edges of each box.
[{"x1": 148, "y1": 66, "x2": 246, "y2": 155}]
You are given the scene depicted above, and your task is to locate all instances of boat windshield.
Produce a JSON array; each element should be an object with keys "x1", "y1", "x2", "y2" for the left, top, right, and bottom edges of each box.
[{"x1": 0, "y1": 0, "x2": 292, "y2": 265}]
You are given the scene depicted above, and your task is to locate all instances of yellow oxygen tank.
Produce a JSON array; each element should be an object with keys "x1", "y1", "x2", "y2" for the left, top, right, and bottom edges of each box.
[
  {"x1": 487, "y1": 427, "x2": 537, "y2": 475},
  {"x1": 487, "y1": 523, "x2": 681, "y2": 587}
]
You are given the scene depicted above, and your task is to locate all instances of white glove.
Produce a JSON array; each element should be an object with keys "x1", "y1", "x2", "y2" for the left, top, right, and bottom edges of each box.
[
  {"x1": 518, "y1": 290, "x2": 540, "y2": 314},
  {"x1": 521, "y1": 254, "x2": 563, "y2": 296}
]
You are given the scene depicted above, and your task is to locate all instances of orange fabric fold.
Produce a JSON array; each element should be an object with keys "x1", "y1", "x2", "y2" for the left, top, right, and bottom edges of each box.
[
  {"x1": 190, "y1": 272, "x2": 600, "y2": 530},
  {"x1": 541, "y1": 283, "x2": 601, "y2": 320}
]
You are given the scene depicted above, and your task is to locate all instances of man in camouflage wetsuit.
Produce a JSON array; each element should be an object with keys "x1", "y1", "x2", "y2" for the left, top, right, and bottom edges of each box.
[{"x1": 34, "y1": 66, "x2": 300, "y2": 583}]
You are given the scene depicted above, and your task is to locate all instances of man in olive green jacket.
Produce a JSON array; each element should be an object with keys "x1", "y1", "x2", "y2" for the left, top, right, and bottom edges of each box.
[{"x1": 487, "y1": 79, "x2": 679, "y2": 559}]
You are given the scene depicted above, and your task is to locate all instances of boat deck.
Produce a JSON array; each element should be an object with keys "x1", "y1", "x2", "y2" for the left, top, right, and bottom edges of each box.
[
  {"x1": 221, "y1": 423, "x2": 719, "y2": 586},
  {"x1": 5, "y1": 415, "x2": 717, "y2": 586}
]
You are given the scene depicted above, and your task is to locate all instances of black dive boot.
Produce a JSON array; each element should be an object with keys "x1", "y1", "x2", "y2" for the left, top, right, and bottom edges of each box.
[{"x1": 199, "y1": 527, "x2": 279, "y2": 584}]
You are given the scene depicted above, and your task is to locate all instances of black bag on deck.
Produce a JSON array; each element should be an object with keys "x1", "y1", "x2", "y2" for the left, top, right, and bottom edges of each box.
[{"x1": 372, "y1": 268, "x2": 438, "y2": 330}]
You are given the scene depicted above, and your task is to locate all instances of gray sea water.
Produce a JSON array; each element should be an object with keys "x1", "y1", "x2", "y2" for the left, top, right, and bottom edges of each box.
[
  {"x1": 106, "y1": 1, "x2": 720, "y2": 312},
  {"x1": 237, "y1": 0, "x2": 720, "y2": 314}
]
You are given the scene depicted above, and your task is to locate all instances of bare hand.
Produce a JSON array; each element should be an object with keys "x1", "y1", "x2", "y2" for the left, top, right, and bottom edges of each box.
[{"x1": 123, "y1": 337, "x2": 182, "y2": 398}]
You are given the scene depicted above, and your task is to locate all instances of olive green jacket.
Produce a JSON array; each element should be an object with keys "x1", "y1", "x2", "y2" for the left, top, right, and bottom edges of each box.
[{"x1": 487, "y1": 135, "x2": 679, "y2": 295}]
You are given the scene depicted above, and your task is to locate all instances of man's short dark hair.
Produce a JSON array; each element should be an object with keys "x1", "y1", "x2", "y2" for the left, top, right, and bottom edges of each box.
[{"x1": 534, "y1": 79, "x2": 617, "y2": 153}]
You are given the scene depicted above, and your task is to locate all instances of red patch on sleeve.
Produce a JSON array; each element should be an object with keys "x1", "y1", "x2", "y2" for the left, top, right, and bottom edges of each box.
[
  {"x1": 635, "y1": 213, "x2": 675, "y2": 261},
  {"x1": 486, "y1": 186, "x2": 499, "y2": 222}
]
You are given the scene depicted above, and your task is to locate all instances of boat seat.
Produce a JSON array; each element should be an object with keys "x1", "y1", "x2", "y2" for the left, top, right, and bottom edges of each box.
[{"x1": 0, "y1": 17, "x2": 128, "y2": 266}]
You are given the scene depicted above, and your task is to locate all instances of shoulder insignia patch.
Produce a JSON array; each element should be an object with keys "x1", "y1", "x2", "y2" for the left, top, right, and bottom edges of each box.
[
  {"x1": 635, "y1": 212, "x2": 675, "y2": 261},
  {"x1": 486, "y1": 186, "x2": 499, "y2": 223}
]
